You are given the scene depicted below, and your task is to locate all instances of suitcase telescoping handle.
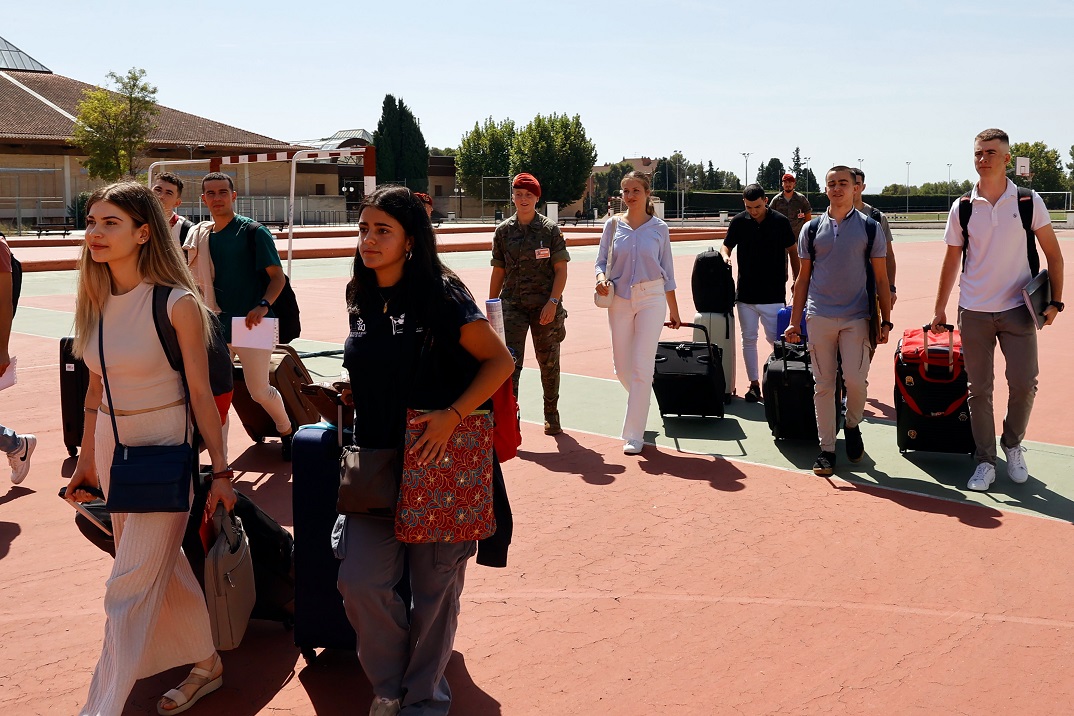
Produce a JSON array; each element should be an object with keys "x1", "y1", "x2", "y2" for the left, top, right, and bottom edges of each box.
[
  {"x1": 925, "y1": 323, "x2": 956, "y2": 372},
  {"x1": 666, "y1": 321, "x2": 718, "y2": 369}
]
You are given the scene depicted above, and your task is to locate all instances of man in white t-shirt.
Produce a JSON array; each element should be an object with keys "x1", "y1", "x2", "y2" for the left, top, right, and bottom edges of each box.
[
  {"x1": 152, "y1": 172, "x2": 194, "y2": 244},
  {"x1": 931, "y1": 128, "x2": 1065, "y2": 492}
]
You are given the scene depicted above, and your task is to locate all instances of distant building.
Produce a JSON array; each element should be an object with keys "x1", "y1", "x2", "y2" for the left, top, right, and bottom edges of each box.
[{"x1": 0, "y1": 36, "x2": 337, "y2": 226}]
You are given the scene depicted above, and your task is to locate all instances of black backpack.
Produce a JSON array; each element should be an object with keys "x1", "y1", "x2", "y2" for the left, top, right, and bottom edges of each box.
[
  {"x1": 958, "y1": 186, "x2": 1039, "y2": 275},
  {"x1": 10, "y1": 254, "x2": 21, "y2": 316},
  {"x1": 691, "y1": 246, "x2": 736, "y2": 314},
  {"x1": 245, "y1": 221, "x2": 301, "y2": 344},
  {"x1": 151, "y1": 285, "x2": 234, "y2": 398},
  {"x1": 178, "y1": 218, "x2": 194, "y2": 245},
  {"x1": 2, "y1": 232, "x2": 19, "y2": 316}
]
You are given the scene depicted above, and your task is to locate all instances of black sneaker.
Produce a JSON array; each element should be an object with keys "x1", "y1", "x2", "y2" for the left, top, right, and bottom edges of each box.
[
  {"x1": 844, "y1": 425, "x2": 864, "y2": 463},
  {"x1": 812, "y1": 451, "x2": 836, "y2": 476},
  {"x1": 744, "y1": 384, "x2": 762, "y2": 403},
  {"x1": 281, "y1": 430, "x2": 294, "y2": 462}
]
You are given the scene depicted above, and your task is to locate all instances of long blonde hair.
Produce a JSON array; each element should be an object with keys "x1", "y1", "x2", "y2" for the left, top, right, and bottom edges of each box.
[
  {"x1": 73, "y1": 181, "x2": 212, "y2": 357},
  {"x1": 620, "y1": 170, "x2": 656, "y2": 217}
]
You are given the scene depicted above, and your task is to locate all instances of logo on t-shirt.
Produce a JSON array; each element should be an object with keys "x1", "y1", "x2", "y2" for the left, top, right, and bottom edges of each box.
[
  {"x1": 390, "y1": 313, "x2": 406, "y2": 335},
  {"x1": 351, "y1": 316, "x2": 366, "y2": 337}
]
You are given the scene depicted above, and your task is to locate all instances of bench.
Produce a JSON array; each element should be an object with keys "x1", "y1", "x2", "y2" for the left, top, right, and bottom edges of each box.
[{"x1": 32, "y1": 217, "x2": 74, "y2": 237}]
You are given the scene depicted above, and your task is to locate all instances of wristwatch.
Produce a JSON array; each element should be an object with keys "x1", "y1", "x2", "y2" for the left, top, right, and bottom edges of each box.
[
  {"x1": 258, "y1": 298, "x2": 271, "y2": 308},
  {"x1": 1049, "y1": 300, "x2": 1064, "y2": 312},
  {"x1": 889, "y1": 284, "x2": 897, "y2": 293},
  {"x1": 881, "y1": 321, "x2": 895, "y2": 330},
  {"x1": 549, "y1": 297, "x2": 560, "y2": 305}
]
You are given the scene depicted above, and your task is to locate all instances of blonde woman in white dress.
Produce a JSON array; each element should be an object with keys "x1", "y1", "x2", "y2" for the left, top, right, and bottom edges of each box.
[{"x1": 65, "y1": 182, "x2": 236, "y2": 716}]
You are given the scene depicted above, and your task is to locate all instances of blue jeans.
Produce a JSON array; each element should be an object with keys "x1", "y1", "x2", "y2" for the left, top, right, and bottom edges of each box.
[{"x1": 0, "y1": 423, "x2": 20, "y2": 454}]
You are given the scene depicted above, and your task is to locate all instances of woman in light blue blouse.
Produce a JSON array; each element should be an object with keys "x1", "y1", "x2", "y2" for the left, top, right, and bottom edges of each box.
[{"x1": 595, "y1": 171, "x2": 681, "y2": 454}]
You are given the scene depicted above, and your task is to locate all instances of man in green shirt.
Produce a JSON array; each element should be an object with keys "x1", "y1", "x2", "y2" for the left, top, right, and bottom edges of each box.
[{"x1": 201, "y1": 172, "x2": 294, "y2": 458}]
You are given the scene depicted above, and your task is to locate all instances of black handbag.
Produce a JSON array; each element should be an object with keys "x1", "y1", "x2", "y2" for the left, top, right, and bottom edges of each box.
[{"x1": 99, "y1": 315, "x2": 194, "y2": 513}]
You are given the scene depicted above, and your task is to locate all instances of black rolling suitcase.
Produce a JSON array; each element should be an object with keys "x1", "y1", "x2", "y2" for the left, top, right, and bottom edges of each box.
[
  {"x1": 652, "y1": 322, "x2": 725, "y2": 418},
  {"x1": 894, "y1": 326, "x2": 974, "y2": 455},
  {"x1": 762, "y1": 340, "x2": 844, "y2": 440},
  {"x1": 60, "y1": 337, "x2": 90, "y2": 456},
  {"x1": 291, "y1": 422, "x2": 357, "y2": 662}
]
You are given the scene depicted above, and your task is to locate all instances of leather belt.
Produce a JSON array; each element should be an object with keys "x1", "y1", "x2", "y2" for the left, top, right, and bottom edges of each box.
[{"x1": 100, "y1": 397, "x2": 185, "y2": 417}]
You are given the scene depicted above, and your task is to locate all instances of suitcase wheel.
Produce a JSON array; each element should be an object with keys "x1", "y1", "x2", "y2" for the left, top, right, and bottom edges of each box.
[
  {"x1": 67, "y1": 446, "x2": 78, "y2": 457},
  {"x1": 301, "y1": 647, "x2": 318, "y2": 664}
]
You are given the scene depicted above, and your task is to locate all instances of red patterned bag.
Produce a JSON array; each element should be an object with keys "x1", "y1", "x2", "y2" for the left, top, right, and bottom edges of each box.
[{"x1": 395, "y1": 409, "x2": 497, "y2": 544}]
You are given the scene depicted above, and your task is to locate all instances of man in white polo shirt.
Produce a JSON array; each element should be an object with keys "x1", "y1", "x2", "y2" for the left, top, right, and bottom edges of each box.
[{"x1": 931, "y1": 128, "x2": 1065, "y2": 492}]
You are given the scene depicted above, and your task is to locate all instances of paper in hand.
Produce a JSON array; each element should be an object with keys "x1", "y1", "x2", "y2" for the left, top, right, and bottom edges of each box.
[{"x1": 230, "y1": 317, "x2": 279, "y2": 350}]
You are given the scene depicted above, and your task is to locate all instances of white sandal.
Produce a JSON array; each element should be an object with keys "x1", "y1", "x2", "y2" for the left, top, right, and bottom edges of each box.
[{"x1": 156, "y1": 655, "x2": 223, "y2": 715}]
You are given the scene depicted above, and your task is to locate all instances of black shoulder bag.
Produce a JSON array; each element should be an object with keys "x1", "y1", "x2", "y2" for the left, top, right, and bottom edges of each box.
[{"x1": 99, "y1": 315, "x2": 194, "y2": 513}]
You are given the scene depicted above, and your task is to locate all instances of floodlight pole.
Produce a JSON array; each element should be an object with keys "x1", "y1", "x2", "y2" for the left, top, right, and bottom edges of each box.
[
  {"x1": 947, "y1": 163, "x2": 953, "y2": 209},
  {"x1": 905, "y1": 162, "x2": 911, "y2": 215}
]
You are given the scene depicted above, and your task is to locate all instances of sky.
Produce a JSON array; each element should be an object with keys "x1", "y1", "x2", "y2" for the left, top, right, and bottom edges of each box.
[{"x1": 8, "y1": 0, "x2": 1074, "y2": 190}]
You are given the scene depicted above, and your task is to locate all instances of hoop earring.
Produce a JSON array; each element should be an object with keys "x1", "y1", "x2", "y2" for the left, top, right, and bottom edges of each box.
[{"x1": 406, "y1": 250, "x2": 413, "y2": 261}]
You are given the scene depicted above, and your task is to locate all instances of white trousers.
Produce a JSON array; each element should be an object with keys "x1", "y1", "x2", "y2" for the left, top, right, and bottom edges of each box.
[
  {"x1": 608, "y1": 279, "x2": 667, "y2": 443},
  {"x1": 736, "y1": 302, "x2": 783, "y2": 382},
  {"x1": 230, "y1": 345, "x2": 292, "y2": 433}
]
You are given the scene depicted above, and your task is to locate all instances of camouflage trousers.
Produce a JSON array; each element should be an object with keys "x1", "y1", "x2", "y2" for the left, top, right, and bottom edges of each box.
[{"x1": 502, "y1": 301, "x2": 567, "y2": 416}]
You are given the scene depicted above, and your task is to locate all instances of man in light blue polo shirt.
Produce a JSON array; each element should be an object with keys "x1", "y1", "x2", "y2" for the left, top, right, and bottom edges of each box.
[{"x1": 784, "y1": 166, "x2": 892, "y2": 475}]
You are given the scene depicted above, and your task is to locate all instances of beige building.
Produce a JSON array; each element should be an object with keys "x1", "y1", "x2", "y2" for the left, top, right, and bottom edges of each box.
[{"x1": 0, "y1": 36, "x2": 351, "y2": 228}]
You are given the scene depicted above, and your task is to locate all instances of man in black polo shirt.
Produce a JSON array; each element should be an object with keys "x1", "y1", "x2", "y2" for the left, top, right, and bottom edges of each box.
[{"x1": 721, "y1": 184, "x2": 800, "y2": 402}]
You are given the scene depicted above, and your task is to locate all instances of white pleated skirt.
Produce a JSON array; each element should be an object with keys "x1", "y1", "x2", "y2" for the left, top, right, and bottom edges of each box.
[{"x1": 80, "y1": 406, "x2": 214, "y2": 716}]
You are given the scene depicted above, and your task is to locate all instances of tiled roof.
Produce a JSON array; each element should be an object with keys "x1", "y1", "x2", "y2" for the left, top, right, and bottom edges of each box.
[{"x1": 0, "y1": 69, "x2": 294, "y2": 151}]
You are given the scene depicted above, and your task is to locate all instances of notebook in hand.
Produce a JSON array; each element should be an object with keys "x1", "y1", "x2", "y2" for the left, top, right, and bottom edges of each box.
[{"x1": 1021, "y1": 269, "x2": 1051, "y2": 331}]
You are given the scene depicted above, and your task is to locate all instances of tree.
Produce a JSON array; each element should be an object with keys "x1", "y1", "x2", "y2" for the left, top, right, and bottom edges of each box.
[
  {"x1": 594, "y1": 161, "x2": 638, "y2": 206},
  {"x1": 429, "y1": 147, "x2": 456, "y2": 156},
  {"x1": 510, "y1": 113, "x2": 597, "y2": 206},
  {"x1": 654, "y1": 153, "x2": 688, "y2": 192},
  {"x1": 756, "y1": 157, "x2": 786, "y2": 189},
  {"x1": 1066, "y1": 145, "x2": 1074, "y2": 190},
  {"x1": 789, "y1": 147, "x2": 804, "y2": 176},
  {"x1": 718, "y1": 171, "x2": 742, "y2": 191},
  {"x1": 455, "y1": 117, "x2": 516, "y2": 201},
  {"x1": 72, "y1": 68, "x2": 159, "y2": 181},
  {"x1": 706, "y1": 161, "x2": 718, "y2": 190},
  {"x1": 1008, "y1": 141, "x2": 1066, "y2": 192},
  {"x1": 372, "y1": 94, "x2": 429, "y2": 191}
]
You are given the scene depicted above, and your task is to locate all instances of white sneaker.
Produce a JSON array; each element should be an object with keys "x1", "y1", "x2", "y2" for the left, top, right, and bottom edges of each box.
[
  {"x1": 967, "y1": 462, "x2": 996, "y2": 492},
  {"x1": 369, "y1": 696, "x2": 401, "y2": 716},
  {"x1": 623, "y1": 439, "x2": 643, "y2": 455},
  {"x1": 8, "y1": 434, "x2": 35, "y2": 485},
  {"x1": 1003, "y1": 443, "x2": 1029, "y2": 484}
]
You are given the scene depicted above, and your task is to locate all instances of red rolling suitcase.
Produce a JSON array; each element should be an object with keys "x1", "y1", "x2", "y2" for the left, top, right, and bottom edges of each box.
[{"x1": 894, "y1": 325, "x2": 974, "y2": 455}]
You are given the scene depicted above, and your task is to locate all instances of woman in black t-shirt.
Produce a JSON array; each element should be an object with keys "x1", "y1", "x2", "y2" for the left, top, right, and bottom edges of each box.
[{"x1": 337, "y1": 186, "x2": 513, "y2": 716}]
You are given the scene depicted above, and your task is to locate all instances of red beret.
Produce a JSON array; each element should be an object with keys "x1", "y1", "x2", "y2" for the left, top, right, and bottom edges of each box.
[{"x1": 512, "y1": 173, "x2": 541, "y2": 199}]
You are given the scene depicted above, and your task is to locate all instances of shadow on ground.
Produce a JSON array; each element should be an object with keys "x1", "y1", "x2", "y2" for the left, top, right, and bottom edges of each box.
[{"x1": 519, "y1": 432, "x2": 626, "y2": 485}]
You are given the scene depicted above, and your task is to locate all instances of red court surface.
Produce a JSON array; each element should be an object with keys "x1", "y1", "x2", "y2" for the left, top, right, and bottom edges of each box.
[{"x1": 3, "y1": 234, "x2": 1074, "y2": 714}]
